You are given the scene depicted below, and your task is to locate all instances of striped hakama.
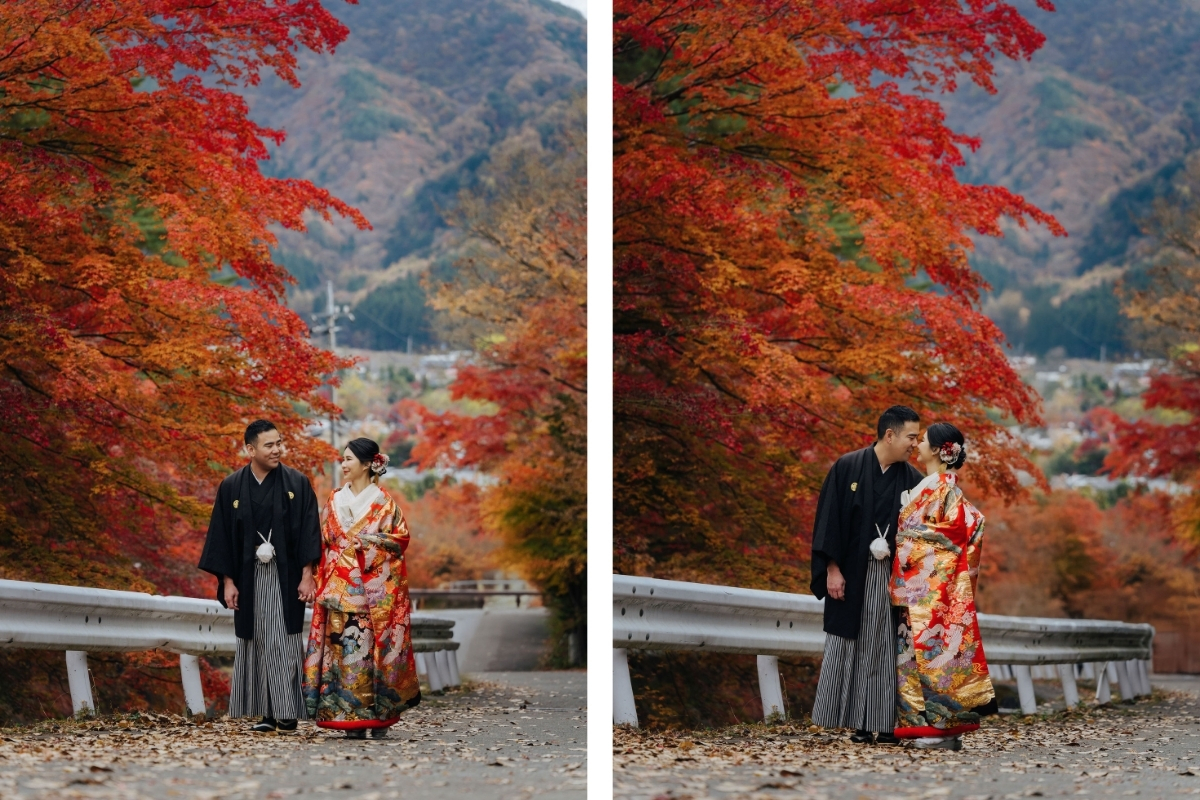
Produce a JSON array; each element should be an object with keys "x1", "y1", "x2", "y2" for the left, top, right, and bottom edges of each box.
[
  {"x1": 229, "y1": 559, "x2": 307, "y2": 720},
  {"x1": 810, "y1": 558, "x2": 895, "y2": 733}
]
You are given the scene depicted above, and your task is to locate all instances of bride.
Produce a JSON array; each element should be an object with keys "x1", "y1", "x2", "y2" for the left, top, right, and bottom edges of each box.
[
  {"x1": 302, "y1": 437, "x2": 422, "y2": 738},
  {"x1": 890, "y1": 422, "x2": 997, "y2": 751}
]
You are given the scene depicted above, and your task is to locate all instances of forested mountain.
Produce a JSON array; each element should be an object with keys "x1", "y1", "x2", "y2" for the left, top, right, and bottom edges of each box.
[
  {"x1": 242, "y1": 0, "x2": 585, "y2": 349},
  {"x1": 944, "y1": 0, "x2": 1200, "y2": 357}
]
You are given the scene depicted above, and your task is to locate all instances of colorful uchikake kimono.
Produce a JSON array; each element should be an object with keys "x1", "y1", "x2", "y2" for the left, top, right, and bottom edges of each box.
[
  {"x1": 890, "y1": 471, "x2": 996, "y2": 738},
  {"x1": 302, "y1": 483, "x2": 421, "y2": 730}
]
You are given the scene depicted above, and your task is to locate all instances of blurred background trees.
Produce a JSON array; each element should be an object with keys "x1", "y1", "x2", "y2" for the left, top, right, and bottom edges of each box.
[{"x1": 410, "y1": 99, "x2": 587, "y2": 666}]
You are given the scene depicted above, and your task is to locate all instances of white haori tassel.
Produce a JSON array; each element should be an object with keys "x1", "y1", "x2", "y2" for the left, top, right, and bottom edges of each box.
[
  {"x1": 870, "y1": 523, "x2": 891, "y2": 560},
  {"x1": 256, "y1": 529, "x2": 275, "y2": 564}
]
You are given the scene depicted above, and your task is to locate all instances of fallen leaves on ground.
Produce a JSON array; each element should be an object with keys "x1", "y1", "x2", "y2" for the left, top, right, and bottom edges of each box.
[
  {"x1": 0, "y1": 680, "x2": 587, "y2": 799},
  {"x1": 615, "y1": 692, "x2": 1200, "y2": 799}
]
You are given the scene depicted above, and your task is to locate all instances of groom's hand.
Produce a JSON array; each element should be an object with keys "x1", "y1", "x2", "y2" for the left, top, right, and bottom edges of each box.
[
  {"x1": 826, "y1": 563, "x2": 846, "y2": 600},
  {"x1": 223, "y1": 577, "x2": 240, "y2": 611},
  {"x1": 298, "y1": 564, "x2": 316, "y2": 603}
]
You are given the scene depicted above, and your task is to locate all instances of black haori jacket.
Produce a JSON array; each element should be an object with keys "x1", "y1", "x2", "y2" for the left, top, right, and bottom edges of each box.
[
  {"x1": 809, "y1": 446, "x2": 924, "y2": 640},
  {"x1": 198, "y1": 464, "x2": 321, "y2": 640}
]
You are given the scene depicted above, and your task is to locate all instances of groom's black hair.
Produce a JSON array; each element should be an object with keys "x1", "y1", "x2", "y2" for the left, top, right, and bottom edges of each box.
[
  {"x1": 244, "y1": 419, "x2": 278, "y2": 446},
  {"x1": 876, "y1": 406, "x2": 920, "y2": 440}
]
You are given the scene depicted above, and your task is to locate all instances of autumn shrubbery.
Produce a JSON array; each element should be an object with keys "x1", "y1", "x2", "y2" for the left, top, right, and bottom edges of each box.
[
  {"x1": 0, "y1": 505, "x2": 230, "y2": 726},
  {"x1": 401, "y1": 479, "x2": 500, "y2": 589},
  {"x1": 979, "y1": 488, "x2": 1194, "y2": 622},
  {"x1": 409, "y1": 101, "x2": 587, "y2": 666},
  {"x1": 0, "y1": 650, "x2": 230, "y2": 727},
  {"x1": 979, "y1": 488, "x2": 1200, "y2": 671},
  {"x1": 626, "y1": 651, "x2": 821, "y2": 730}
]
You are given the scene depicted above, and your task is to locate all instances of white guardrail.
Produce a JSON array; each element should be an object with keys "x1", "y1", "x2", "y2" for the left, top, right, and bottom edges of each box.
[
  {"x1": 613, "y1": 575, "x2": 1156, "y2": 727},
  {"x1": 0, "y1": 579, "x2": 462, "y2": 716}
]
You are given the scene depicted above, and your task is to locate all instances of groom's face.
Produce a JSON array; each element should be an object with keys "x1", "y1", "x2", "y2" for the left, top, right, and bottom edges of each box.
[
  {"x1": 246, "y1": 430, "x2": 284, "y2": 471},
  {"x1": 880, "y1": 421, "x2": 921, "y2": 465}
]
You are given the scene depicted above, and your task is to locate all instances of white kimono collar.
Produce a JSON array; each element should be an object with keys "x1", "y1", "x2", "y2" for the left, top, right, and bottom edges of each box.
[
  {"x1": 900, "y1": 470, "x2": 955, "y2": 509},
  {"x1": 334, "y1": 482, "x2": 383, "y2": 528}
]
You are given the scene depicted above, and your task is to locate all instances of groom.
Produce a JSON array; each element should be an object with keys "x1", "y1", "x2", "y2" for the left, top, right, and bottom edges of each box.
[
  {"x1": 809, "y1": 406, "x2": 924, "y2": 744},
  {"x1": 198, "y1": 420, "x2": 322, "y2": 732}
]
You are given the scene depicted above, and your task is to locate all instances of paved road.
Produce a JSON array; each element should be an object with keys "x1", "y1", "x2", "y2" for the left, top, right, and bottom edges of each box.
[
  {"x1": 1150, "y1": 673, "x2": 1200, "y2": 697},
  {"x1": 0, "y1": 670, "x2": 586, "y2": 800},
  {"x1": 432, "y1": 609, "x2": 552, "y2": 672},
  {"x1": 615, "y1": 676, "x2": 1200, "y2": 799}
]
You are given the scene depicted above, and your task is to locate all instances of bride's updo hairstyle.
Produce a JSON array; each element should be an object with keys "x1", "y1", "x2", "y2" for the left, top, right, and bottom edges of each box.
[
  {"x1": 926, "y1": 422, "x2": 967, "y2": 470},
  {"x1": 347, "y1": 437, "x2": 385, "y2": 483}
]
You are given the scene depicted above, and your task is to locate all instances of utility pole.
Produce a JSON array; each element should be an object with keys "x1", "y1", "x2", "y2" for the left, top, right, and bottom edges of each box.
[{"x1": 311, "y1": 280, "x2": 354, "y2": 488}]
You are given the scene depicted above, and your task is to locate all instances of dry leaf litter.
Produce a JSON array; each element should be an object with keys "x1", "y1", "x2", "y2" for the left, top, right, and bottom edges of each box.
[
  {"x1": 616, "y1": 689, "x2": 1200, "y2": 799},
  {"x1": 0, "y1": 674, "x2": 586, "y2": 799}
]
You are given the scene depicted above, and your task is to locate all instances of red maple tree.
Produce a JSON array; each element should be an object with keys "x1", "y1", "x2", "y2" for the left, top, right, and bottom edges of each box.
[
  {"x1": 0, "y1": 0, "x2": 368, "y2": 722},
  {"x1": 614, "y1": 0, "x2": 1063, "y2": 588},
  {"x1": 0, "y1": 0, "x2": 367, "y2": 597}
]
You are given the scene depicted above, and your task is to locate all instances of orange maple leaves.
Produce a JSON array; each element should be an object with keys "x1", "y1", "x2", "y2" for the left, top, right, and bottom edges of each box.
[{"x1": 0, "y1": 0, "x2": 366, "y2": 593}]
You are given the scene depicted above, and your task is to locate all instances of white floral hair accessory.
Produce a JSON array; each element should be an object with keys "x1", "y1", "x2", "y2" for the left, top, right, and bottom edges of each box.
[
  {"x1": 938, "y1": 440, "x2": 964, "y2": 464},
  {"x1": 370, "y1": 452, "x2": 390, "y2": 476}
]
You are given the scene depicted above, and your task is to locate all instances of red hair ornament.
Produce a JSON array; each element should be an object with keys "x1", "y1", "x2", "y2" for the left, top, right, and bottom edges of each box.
[{"x1": 938, "y1": 441, "x2": 963, "y2": 465}]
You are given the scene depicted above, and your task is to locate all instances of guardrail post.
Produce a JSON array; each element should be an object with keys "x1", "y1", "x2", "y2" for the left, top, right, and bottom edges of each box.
[
  {"x1": 613, "y1": 648, "x2": 638, "y2": 727},
  {"x1": 435, "y1": 650, "x2": 453, "y2": 689},
  {"x1": 1136, "y1": 660, "x2": 1151, "y2": 697},
  {"x1": 1128, "y1": 662, "x2": 1147, "y2": 695},
  {"x1": 65, "y1": 651, "x2": 95, "y2": 716},
  {"x1": 1056, "y1": 663, "x2": 1079, "y2": 707},
  {"x1": 1115, "y1": 659, "x2": 1135, "y2": 701},
  {"x1": 756, "y1": 656, "x2": 786, "y2": 721},
  {"x1": 1013, "y1": 665, "x2": 1037, "y2": 714},
  {"x1": 178, "y1": 654, "x2": 206, "y2": 717},
  {"x1": 426, "y1": 651, "x2": 446, "y2": 692},
  {"x1": 1094, "y1": 662, "x2": 1111, "y2": 703},
  {"x1": 1123, "y1": 659, "x2": 1138, "y2": 697}
]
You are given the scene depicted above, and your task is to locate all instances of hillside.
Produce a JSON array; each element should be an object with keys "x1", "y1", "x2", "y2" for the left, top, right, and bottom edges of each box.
[
  {"x1": 941, "y1": 0, "x2": 1200, "y2": 357},
  {"x1": 242, "y1": 0, "x2": 586, "y2": 348}
]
